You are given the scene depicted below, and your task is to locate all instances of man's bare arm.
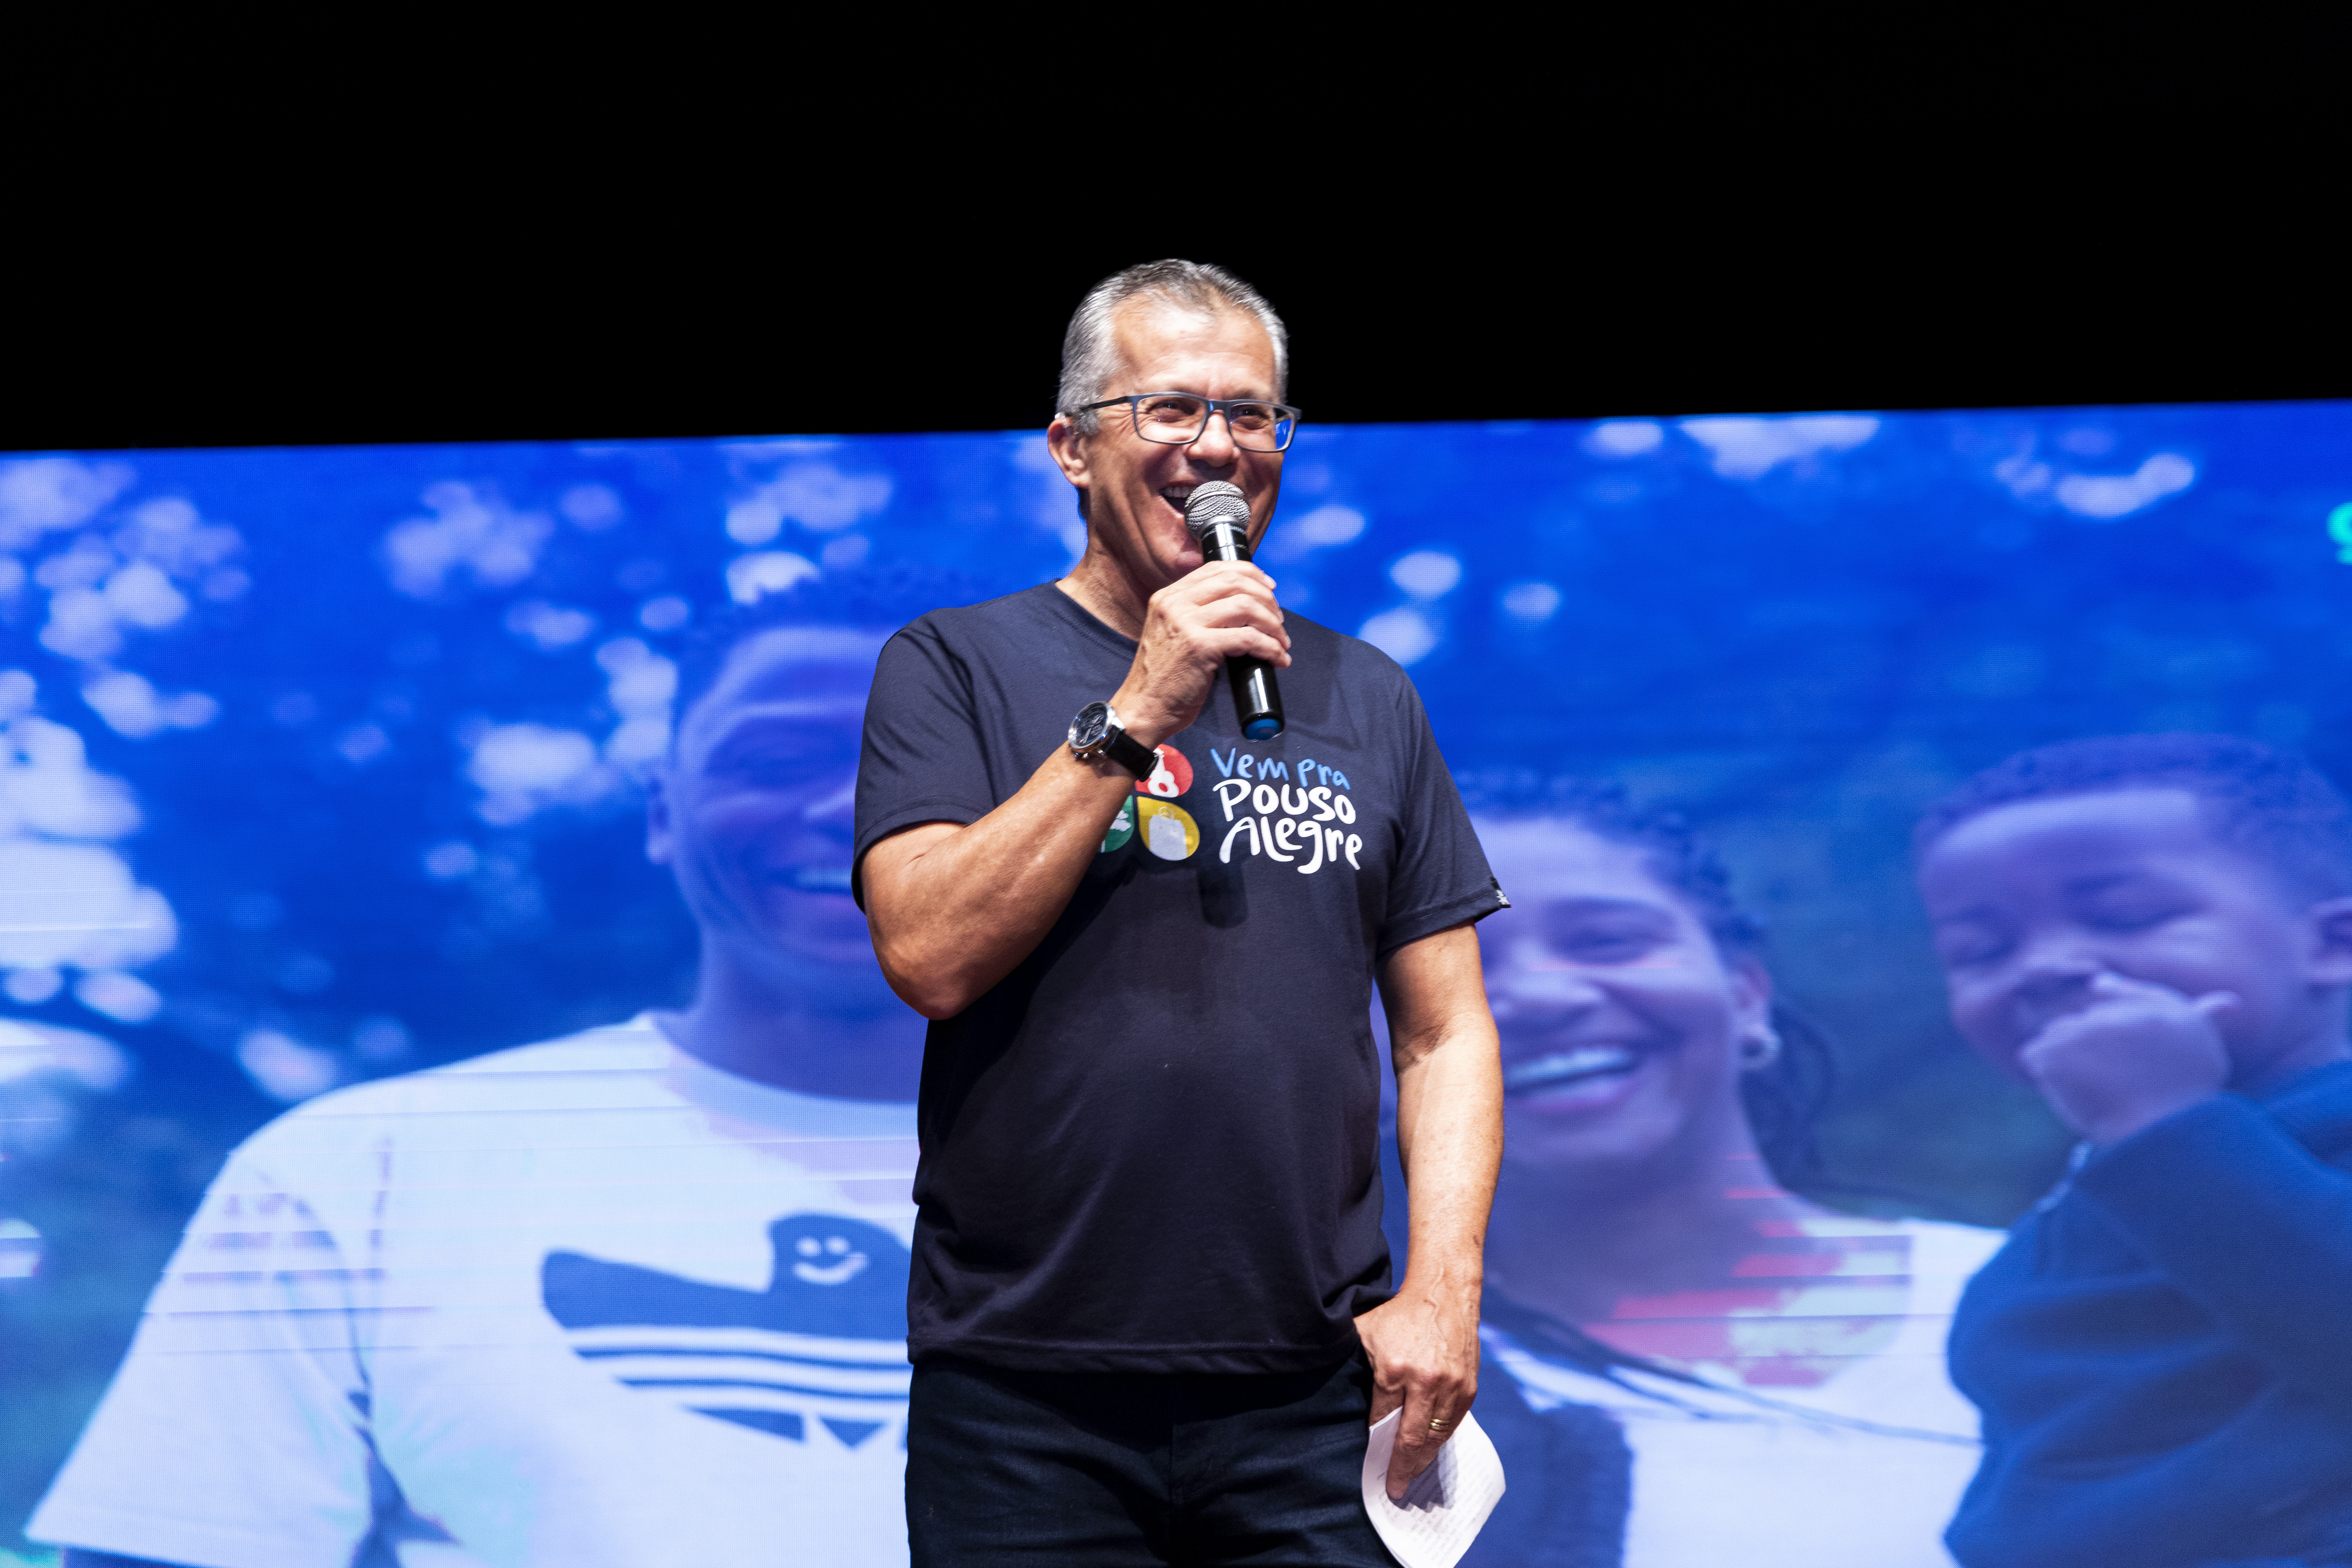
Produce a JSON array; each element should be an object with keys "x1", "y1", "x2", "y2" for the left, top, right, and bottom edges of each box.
[
  {"x1": 863, "y1": 561, "x2": 1289, "y2": 1019},
  {"x1": 1353, "y1": 922, "x2": 1503, "y2": 1499},
  {"x1": 864, "y1": 755, "x2": 1137, "y2": 1017}
]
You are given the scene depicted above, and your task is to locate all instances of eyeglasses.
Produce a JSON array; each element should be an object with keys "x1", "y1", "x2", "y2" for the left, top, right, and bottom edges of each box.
[{"x1": 1082, "y1": 392, "x2": 1302, "y2": 453}]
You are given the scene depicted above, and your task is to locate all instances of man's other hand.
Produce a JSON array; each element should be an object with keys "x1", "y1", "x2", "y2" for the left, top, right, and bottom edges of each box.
[
  {"x1": 1112, "y1": 559, "x2": 1289, "y2": 748},
  {"x1": 1355, "y1": 1276, "x2": 1479, "y2": 1501}
]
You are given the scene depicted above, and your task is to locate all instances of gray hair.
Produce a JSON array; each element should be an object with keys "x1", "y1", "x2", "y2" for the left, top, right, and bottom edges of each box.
[{"x1": 1056, "y1": 260, "x2": 1289, "y2": 433}]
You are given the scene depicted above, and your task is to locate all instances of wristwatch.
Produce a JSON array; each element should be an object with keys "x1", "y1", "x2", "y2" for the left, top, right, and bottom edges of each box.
[{"x1": 1068, "y1": 700, "x2": 1157, "y2": 779}]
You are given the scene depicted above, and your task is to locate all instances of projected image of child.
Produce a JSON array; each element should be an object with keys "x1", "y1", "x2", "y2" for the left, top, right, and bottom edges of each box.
[
  {"x1": 1459, "y1": 783, "x2": 1999, "y2": 1568},
  {"x1": 29, "y1": 582, "x2": 929, "y2": 1568},
  {"x1": 1916, "y1": 735, "x2": 2352, "y2": 1568}
]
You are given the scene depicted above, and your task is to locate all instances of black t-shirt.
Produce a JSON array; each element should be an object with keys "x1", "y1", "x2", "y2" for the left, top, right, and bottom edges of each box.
[{"x1": 854, "y1": 583, "x2": 1501, "y2": 1374}]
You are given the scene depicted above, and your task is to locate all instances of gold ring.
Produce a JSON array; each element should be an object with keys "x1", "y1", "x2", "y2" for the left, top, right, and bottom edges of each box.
[{"x1": 1427, "y1": 1417, "x2": 1451, "y2": 1430}]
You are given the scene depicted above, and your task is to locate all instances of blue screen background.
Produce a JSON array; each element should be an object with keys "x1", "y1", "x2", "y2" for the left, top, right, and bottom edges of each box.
[{"x1": 3, "y1": 402, "x2": 2348, "y2": 1554}]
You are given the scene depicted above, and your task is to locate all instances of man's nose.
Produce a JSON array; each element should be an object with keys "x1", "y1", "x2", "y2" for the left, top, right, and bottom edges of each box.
[{"x1": 1184, "y1": 409, "x2": 1241, "y2": 466}]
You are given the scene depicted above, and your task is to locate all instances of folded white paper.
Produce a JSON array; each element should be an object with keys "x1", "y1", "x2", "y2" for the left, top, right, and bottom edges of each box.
[{"x1": 1360, "y1": 1408, "x2": 1506, "y2": 1568}]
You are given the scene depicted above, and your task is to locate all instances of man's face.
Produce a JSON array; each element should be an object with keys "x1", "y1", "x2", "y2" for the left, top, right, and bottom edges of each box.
[
  {"x1": 1918, "y1": 787, "x2": 2338, "y2": 1087},
  {"x1": 1047, "y1": 300, "x2": 1285, "y2": 595},
  {"x1": 649, "y1": 626, "x2": 881, "y2": 995}
]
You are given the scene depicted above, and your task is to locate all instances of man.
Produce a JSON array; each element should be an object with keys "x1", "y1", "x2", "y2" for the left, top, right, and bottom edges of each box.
[
  {"x1": 857, "y1": 260, "x2": 1507, "y2": 1565},
  {"x1": 33, "y1": 582, "x2": 929, "y2": 1567}
]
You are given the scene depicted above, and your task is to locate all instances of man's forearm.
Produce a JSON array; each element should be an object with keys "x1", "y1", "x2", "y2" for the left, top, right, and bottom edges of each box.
[
  {"x1": 1395, "y1": 1029, "x2": 1503, "y2": 1299},
  {"x1": 1387, "y1": 928, "x2": 1504, "y2": 1298},
  {"x1": 864, "y1": 745, "x2": 1135, "y2": 1018},
  {"x1": 1359, "y1": 924, "x2": 1502, "y2": 1494}
]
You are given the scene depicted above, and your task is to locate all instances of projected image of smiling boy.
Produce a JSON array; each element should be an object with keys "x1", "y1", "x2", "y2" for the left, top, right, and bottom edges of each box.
[{"x1": 1916, "y1": 733, "x2": 2352, "y2": 1568}]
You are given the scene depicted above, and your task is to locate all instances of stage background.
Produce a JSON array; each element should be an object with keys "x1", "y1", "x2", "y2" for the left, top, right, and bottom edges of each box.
[{"x1": 3, "y1": 402, "x2": 2349, "y2": 1555}]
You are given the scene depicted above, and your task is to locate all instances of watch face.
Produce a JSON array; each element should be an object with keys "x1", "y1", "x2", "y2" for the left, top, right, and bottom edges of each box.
[{"x1": 1069, "y1": 700, "x2": 1111, "y2": 750}]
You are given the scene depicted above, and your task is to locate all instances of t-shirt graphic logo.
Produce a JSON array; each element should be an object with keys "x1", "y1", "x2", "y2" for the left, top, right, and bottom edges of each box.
[
  {"x1": 1136, "y1": 745, "x2": 1193, "y2": 799},
  {"x1": 791, "y1": 1228, "x2": 869, "y2": 1285},
  {"x1": 1135, "y1": 798, "x2": 1199, "y2": 861},
  {"x1": 542, "y1": 1214, "x2": 912, "y2": 1450},
  {"x1": 1209, "y1": 776, "x2": 1362, "y2": 874}
]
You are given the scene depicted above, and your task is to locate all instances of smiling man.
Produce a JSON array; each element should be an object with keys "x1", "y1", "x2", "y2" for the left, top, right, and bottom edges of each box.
[
  {"x1": 855, "y1": 260, "x2": 1508, "y2": 1566},
  {"x1": 33, "y1": 582, "x2": 931, "y2": 1568}
]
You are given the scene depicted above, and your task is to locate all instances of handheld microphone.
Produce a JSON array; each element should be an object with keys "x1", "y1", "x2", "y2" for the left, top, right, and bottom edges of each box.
[{"x1": 1184, "y1": 481, "x2": 1285, "y2": 740}]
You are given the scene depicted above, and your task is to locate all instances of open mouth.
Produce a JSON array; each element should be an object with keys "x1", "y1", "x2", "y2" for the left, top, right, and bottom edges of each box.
[
  {"x1": 1503, "y1": 1044, "x2": 1641, "y2": 1098},
  {"x1": 1160, "y1": 484, "x2": 1202, "y2": 522}
]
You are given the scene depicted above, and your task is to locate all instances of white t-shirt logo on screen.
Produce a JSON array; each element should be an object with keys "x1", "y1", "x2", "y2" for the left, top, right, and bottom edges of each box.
[{"x1": 544, "y1": 1214, "x2": 913, "y2": 1450}]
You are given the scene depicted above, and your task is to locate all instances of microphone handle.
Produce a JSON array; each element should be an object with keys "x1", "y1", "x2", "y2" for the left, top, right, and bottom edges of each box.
[{"x1": 1198, "y1": 520, "x2": 1286, "y2": 740}]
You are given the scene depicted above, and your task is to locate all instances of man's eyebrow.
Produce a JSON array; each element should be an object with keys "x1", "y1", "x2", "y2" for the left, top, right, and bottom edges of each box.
[{"x1": 1146, "y1": 387, "x2": 1279, "y2": 403}]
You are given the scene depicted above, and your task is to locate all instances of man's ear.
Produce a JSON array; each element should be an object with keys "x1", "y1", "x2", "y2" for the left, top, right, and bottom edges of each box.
[
  {"x1": 2306, "y1": 896, "x2": 2352, "y2": 985},
  {"x1": 645, "y1": 769, "x2": 675, "y2": 866},
  {"x1": 1044, "y1": 415, "x2": 1091, "y2": 505}
]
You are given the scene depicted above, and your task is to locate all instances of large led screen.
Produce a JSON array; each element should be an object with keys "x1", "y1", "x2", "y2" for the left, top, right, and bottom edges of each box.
[{"x1": 3, "y1": 402, "x2": 2349, "y2": 1567}]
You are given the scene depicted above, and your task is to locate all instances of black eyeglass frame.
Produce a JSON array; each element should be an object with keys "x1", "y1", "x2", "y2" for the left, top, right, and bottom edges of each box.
[{"x1": 1080, "y1": 392, "x2": 1304, "y2": 453}]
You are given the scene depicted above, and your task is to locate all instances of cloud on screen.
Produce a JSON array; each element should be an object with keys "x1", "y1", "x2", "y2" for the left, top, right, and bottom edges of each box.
[
  {"x1": 1680, "y1": 415, "x2": 1881, "y2": 480},
  {"x1": 383, "y1": 482, "x2": 553, "y2": 597},
  {"x1": 725, "y1": 462, "x2": 894, "y2": 545},
  {"x1": 1583, "y1": 420, "x2": 1665, "y2": 458},
  {"x1": 467, "y1": 723, "x2": 611, "y2": 826},
  {"x1": 0, "y1": 1017, "x2": 132, "y2": 1165},
  {"x1": 1260, "y1": 504, "x2": 1367, "y2": 564},
  {"x1": 1359, "y1": 606, "x2": 1440, "y2": 666}
]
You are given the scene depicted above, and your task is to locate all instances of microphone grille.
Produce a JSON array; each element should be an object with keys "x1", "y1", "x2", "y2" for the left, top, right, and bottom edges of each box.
[{"x1": 1183, "y1": 481, "x2": 1252, "y2": 539}]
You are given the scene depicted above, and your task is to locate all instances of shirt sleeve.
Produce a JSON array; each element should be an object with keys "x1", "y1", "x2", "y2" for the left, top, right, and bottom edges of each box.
[
  {"x1": 28, "y1": 1138, "x2": 383, "y2": 1568},
  {"x1": 852, "y1": 619, "x2": 999, "y2": 907},
  {"x1": 1374, "y1": 674, "x2": 1505, "y2": 957}
]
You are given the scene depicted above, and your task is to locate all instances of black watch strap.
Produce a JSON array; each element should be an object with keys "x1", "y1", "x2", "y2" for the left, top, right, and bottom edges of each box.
[{"x1": 1101, "y1": 725, "x2": 1158, "y2": 780}]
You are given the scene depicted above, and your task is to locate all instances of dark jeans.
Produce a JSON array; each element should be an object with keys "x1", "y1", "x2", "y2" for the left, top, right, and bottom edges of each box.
[{"x1": 906, "y1": 1353, "x2": 1401, "y2": 1568}]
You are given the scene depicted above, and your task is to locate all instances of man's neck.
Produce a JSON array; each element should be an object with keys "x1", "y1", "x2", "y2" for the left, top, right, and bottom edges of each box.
[
  {"x1": 655, "y1": 948, "x2": 925, "y2": 1103},
  {"x1": 1057, "y1": 539, "x2": 1156, "y2": 641}
]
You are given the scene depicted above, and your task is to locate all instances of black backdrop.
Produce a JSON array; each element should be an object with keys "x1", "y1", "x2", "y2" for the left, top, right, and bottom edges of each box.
[{"x1": 9, "y1": 217, "x2": 2340, "y2": 456}]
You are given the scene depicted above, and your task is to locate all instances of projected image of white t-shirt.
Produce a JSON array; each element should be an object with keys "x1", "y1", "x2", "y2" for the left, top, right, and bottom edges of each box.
[
  {"x1": 31, "y1": 1016, "x2": 919, "y2": 1568},
  {"x1": 1482, "y1": 1219, "x2": 2002, "y2": 1568}
]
